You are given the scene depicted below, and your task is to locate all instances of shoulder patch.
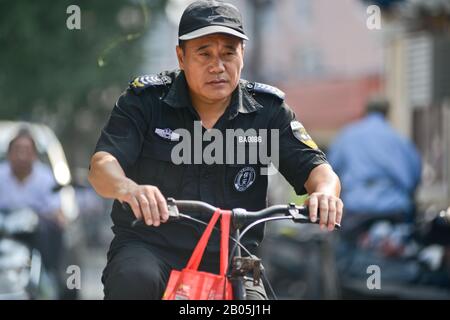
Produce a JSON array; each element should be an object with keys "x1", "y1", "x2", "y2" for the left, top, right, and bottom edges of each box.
[
  {"x1": 129, "y1": 74, "x2": 172, "y2": 94},
  {"x1": 246, "y1": 82, "x2": 285, "y2": 101},
  {"x1": 291, "y1": 121, "x2": 318, "y2": 150}
]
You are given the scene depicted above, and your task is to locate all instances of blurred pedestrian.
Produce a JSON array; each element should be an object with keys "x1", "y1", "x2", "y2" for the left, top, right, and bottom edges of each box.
[
  {"x1": 328, "y1": 97, "x2": 421, "y2": 231},
  {"x1": 0, "y1": 129, "x2": 65, "y2": 275}
]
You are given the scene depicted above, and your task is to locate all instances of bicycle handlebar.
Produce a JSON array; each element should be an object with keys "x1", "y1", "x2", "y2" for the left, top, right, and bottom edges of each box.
[{"x1": 128, "y1": 198, "x2": 341, "y2": 229}]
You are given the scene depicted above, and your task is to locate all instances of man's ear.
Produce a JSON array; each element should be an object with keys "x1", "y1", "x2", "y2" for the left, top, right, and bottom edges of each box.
[
  {"x1": 176, "y1": 46, "x2": 185, "y2": 70},
  {"x1": 240, "y1": 44, "x2": 245, "y2": 70}
]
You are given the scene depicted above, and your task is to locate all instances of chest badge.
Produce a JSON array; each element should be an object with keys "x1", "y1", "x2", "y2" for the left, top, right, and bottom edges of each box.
[
  {"x1": 234, "y1": 167, "x2": 256, "y2": 192},
  {"x1": 155, "y1": 128, "x2": 180, "y2": 142}
]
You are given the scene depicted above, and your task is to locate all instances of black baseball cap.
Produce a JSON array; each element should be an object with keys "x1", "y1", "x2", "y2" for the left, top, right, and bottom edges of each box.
[{"x1": 178, "y1": 0, "x2": 249, "y2": 41}]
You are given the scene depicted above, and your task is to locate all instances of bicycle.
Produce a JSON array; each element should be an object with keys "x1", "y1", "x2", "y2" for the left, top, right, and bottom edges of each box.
[{"x1": 131, "y1": 198, "x2": 341, "y2": 300}]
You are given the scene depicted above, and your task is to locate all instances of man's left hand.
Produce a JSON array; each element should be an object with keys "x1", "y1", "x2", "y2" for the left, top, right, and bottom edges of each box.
[{"x1": 305, "y1": 193, "x2": 343, "y2": 231}]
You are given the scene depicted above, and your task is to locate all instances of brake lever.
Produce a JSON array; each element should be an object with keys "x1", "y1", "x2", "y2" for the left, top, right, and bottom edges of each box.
[{"x1": 167, "y1": 198, "x2": 181, "y2": 220}]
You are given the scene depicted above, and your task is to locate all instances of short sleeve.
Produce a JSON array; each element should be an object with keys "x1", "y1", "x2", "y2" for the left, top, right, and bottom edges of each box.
[
  {"x1": 271, "y1": 102, "x2": 328, "y2": 195},
  {"x1": 94, "y1": 89, "x2": 150, "y2": 170}
]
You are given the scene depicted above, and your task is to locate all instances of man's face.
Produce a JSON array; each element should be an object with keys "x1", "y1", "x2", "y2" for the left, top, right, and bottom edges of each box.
[
  {"x1": 176, "y1": 34, "x2": 244, "y2": 104},
  {"x1": 8, "y1": 136, "x2": 37, "y2": 176}
]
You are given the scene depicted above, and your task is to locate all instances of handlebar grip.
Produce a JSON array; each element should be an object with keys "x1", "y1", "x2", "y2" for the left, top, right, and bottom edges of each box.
[
  {"x1": 121, "y1": 202, "x2": 132, "y2": 212},
  {"x1": 125, "y1": 198, "x2": 182, "y2": 228},
  {"x1": 124, "y1": 198, "x2": 341, "y2": 229},
  {"x1": 121, "y1": 202, "x2": 143, "y2": 227}
]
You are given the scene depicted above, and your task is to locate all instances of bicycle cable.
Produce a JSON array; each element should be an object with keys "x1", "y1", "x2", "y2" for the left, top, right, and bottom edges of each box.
[
  {"x1": 261, "y1": 269, "x2": 278, "y2": 300},
  {"x1": 180, "y1": 213, "x2": 292, "y2": 300},
  {"x1": 178, "y1": 213, "x2": 254, "y2": 258},
  {"x1": 229, "y1": 216, "x2": 294, "y2": 265}
]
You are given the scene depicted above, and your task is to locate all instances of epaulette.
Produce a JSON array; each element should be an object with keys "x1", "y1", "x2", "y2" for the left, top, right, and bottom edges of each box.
[
  {"x1": 245, "y1": 82, "x2": 285, "y2": 101},
  {"x1": 129, "y1": 74, "x2": 172, "y2": 94}
]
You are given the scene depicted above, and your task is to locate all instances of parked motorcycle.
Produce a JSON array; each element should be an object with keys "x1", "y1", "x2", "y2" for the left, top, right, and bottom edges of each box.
[
  {"x1": 335, "y1": 208, "x2": 450, "y2": 299},
  {"x1": 258, "y1": 207, "x2": 450, "y2": 300},
  {"x1": 0, "y1": 208, "x2": 58, "y2": 299}
]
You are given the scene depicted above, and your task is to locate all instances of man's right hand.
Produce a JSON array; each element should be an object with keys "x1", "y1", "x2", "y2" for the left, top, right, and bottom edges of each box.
[
  {"x1": 118, "y1": 181, "x2": 169, "y2": 227},
  {"x1": 88, "y1": 152, "x2": 169, "y2": 227}
]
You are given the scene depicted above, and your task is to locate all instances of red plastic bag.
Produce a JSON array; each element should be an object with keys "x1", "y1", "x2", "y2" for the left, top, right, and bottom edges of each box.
[{"x1": 163, "y1": 209, "x2": 233, "y2": 300}]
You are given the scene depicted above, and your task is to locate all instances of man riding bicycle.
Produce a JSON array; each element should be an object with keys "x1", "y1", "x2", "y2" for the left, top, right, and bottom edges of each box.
[{"x1": 88, "y1": 0, "x2": 343, "y2": 300}]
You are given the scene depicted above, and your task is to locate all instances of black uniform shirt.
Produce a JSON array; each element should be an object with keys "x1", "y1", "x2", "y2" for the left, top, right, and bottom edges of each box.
[{"x1": 94, "y1": 69, "x2": 328, "y2": 252}]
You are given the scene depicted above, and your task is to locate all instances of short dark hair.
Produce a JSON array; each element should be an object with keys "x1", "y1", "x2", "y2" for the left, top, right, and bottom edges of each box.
[
  {"x1": 8, "y1": 128, "x2": 38, "y2": 153},
  {"x1": 366, "y1": 96, "x2": 390, "y2": 118}
]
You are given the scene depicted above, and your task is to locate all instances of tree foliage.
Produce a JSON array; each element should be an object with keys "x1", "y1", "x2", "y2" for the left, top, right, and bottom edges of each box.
[{"x1": 0, "y1": 0, "x2": 167, "y2": 168}]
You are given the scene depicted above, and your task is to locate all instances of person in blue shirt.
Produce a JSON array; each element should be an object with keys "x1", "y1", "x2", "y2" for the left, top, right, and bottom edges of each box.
[
  {"x1": 328, "y1": 97, "x2": 421, "y2": 222},
  {"x1": 0, "y1": 129, "x2": 64, "y2": 275}
]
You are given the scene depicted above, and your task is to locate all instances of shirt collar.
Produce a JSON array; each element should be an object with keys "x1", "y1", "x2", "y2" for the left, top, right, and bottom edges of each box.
[
  {"x1": 163, "y1": 70, "x2": 192, "y2": 109},
  {"x1": 229, "y1": 80, "x2": 264, "y2": 119},
  {"x1": 163, "y1": 70, "x2": 263, "y2": 119}
]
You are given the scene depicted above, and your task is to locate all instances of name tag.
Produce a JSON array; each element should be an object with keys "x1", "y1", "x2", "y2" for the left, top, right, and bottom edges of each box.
[{"x1": 155, "y1": 128, "x2": 180, "y2": 142}]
